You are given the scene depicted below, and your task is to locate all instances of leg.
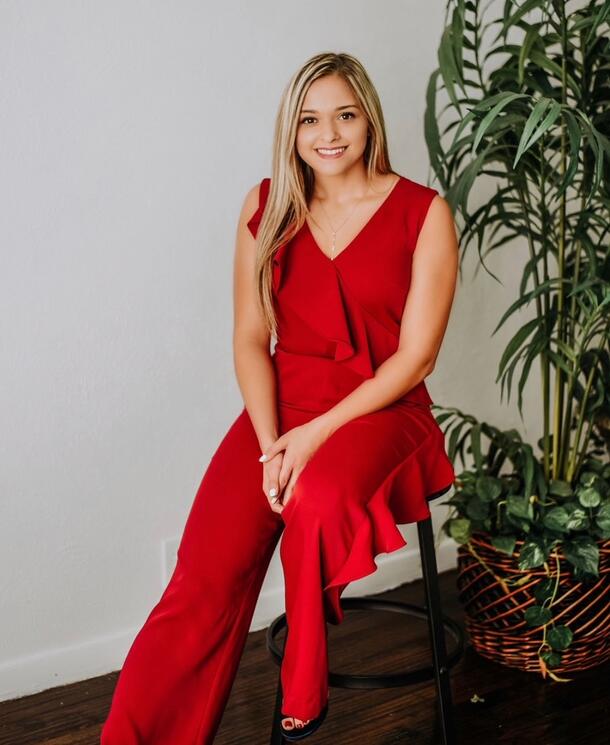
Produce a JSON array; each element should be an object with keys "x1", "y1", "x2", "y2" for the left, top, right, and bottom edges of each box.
[
  {"x1": 277, "y1": 402, "x2": 450, "y2": 728},
  {"x1": 278, "y1": 505, "x2": 331, "y2": 729},
  {"x1": 101, "y1": 407, "x2": 283, "y2": 745},
  {"x1": 418, "y1": 516, "x2": 456, "y2": 745}
]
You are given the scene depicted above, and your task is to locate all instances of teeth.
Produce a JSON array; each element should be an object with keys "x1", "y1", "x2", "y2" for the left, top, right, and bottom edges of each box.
[{"x1": 318, "y1": 147, "x2": 345, "y2": 155}]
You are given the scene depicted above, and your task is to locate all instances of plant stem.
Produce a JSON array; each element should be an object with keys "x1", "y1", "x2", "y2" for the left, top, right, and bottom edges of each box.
[
  {"x1": 552, "y1": 0, "x2": 569, "y2": 480},
  {"x1": 567, "y1": 364, "x2": 596, "y2": 481},
  {"x1": 466, "y1": 541, "x2": 521, "y2": 610},
  {"x1": 539, "y1": 133, "x2": 551, "y2": 480}
]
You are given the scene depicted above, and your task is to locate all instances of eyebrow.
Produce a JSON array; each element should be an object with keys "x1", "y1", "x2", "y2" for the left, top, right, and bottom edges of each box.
[{"x1": 300, "y1": 104, "x2": 359, "y2": 113}]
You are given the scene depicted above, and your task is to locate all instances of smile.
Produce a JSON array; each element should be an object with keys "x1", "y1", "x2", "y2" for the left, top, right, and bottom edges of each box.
[{"x1": 316, "y1": 146, "x2": 347, "y2": 158}]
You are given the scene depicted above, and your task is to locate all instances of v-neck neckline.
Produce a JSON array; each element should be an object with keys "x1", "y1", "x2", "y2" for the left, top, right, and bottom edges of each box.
[{"x1": 304, "y1": 174, "x2": 402, "y2": 264}]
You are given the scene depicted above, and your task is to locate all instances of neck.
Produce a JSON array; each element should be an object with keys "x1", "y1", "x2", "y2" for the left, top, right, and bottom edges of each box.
[{"x1": 310, "y1": 163, "x2": 373, "y2": 205}]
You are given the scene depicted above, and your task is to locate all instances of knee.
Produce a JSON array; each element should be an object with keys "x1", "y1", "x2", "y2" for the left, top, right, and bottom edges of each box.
[
  {"x1": 171, "y1": 552, "x2": 251, "y2": 608},
  {"x1": 283, "y1": 467, "x2": 344, "y2": 526}
]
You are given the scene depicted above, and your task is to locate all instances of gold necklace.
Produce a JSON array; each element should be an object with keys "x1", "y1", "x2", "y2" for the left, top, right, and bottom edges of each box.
[{"x1": 307, "y1": 182, "x2": 373, "y2": 259}]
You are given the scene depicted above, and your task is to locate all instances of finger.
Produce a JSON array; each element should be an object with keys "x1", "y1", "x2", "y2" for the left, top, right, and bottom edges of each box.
[
  {"x1": 259, "y1": 435, "x2": 285, "y2": 463},
  {"x1": 267, "y1": 485, "x2": 283, "y2": 513},
  {"x1": 278, "y1": 461, "x2": 293, "y2": 492},
  {"x1": 259, "y1": 442, "x2": 277, "y2": 462},
  {"x1": 280, "y1": 473, "x2": 297, "y2": 512}
]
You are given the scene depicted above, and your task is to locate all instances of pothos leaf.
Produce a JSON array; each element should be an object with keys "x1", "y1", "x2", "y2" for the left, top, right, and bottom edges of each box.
[
  {"x1": 491, "y1": 535, "x2": 517, "y2": 555},
  {"x1": 524, "y1": 604, "x2": 553, "y2": 626},
  {"x1": 547, "y1": 625, "x2": 573, "y2": 651},
  {"x1": 518, "y1": 540, "x2": 547, "y2": 569}
]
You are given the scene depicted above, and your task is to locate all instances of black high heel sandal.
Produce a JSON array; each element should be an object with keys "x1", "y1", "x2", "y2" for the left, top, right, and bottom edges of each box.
[{"x1": 279, "y1": 701, "x2": 329, "y2": 741}]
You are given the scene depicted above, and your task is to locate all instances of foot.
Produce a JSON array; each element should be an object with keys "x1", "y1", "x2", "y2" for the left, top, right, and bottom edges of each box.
[
  {"x1": 280, "y1": 699, "x2": 329, "y2": 741},
  {"x1": 281, "y1": 715, "x2": 312, "y2": 731}
]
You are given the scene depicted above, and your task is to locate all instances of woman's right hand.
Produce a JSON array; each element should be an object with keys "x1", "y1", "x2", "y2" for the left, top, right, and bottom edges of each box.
[{"x1": 263, "y1": 453, "x2": 285, "y2": 515}]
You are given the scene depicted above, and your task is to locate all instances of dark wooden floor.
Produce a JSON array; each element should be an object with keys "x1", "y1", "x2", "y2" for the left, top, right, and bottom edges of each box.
[{"x1": 2, "y1": 568, "x2": 609, "y2": 744}]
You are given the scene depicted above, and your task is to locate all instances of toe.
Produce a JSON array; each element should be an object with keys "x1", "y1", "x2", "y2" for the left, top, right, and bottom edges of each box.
[{"x1": 282, "y1": 714, "x2": 314, "y2": 730}]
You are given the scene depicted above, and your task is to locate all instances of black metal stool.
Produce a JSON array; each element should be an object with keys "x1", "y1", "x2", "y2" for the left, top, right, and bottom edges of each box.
[{"x1": 266, "y1": 485, "x2": 464, "y2": 744}]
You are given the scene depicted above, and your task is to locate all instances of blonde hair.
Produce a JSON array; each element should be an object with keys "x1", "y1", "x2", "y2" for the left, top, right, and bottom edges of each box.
[{"x1": 254, "y1": 51, "x2": 396, "y2": 338}]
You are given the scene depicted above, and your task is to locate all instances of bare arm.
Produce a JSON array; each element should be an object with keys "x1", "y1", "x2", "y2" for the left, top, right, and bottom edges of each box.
[
  {"x1": 316, "y1": 194, "x2": 459, "y2": 437},
  {"x1": 232, "y1": 182, "x2": 279, "y2": 452}
]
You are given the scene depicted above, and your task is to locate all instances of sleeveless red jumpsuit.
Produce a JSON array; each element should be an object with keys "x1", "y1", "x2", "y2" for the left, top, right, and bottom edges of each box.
[{"x1": 100, "y1": 174, "x2": 455, "y2": 744}]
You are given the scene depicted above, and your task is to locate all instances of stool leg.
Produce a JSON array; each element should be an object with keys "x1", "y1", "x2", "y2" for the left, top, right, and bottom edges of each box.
[
  {"x1": 270, "y1": 666, "x2": 285, "y2": 744},
  {"x1": 417, "y1": 516, "x2": 456, "y2": 745},
  {"x1": 270, "y1": 629, "x2": 287, "y2": 744}
]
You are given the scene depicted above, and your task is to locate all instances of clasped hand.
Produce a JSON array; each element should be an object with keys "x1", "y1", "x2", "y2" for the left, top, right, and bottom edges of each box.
[{"x1": 258, "y1": 416, "x2": 333, "y2": 515}]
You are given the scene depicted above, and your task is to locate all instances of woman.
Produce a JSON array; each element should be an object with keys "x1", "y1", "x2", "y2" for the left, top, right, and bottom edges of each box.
[{"x1": 101, "y1": 51, "x2": 458, "y2": 744}]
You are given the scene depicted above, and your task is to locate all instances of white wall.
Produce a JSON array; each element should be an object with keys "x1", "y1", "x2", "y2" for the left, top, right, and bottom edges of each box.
[{"x1": 0, "y1": 0, "x2": 537, "y2": 700}]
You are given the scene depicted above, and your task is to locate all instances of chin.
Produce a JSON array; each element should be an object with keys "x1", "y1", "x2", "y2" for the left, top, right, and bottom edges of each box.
[{"x1": 308, "y1": 153, "x2": 363, "y2": 172}]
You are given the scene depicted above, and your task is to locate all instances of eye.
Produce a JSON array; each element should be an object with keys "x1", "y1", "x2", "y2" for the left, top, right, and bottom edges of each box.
[{"x1": 299, "y1": 111, "x2": 356, "y2": 125}]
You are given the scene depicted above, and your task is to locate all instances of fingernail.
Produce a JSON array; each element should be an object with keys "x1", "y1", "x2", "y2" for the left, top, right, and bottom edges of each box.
[
  {"x1": 269, "y1": 487, "x2": 277, "y2": 497},
  {"x1": 259, "y1": 454, "x2": 268, "y2": 462}
]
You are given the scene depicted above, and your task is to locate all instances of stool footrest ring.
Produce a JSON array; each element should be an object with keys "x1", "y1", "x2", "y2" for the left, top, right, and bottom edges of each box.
[{"x1": 265, "y1": 597, "x2": 465, "y2": 690}]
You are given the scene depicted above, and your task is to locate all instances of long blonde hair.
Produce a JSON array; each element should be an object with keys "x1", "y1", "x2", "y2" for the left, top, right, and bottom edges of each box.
[{"x1": 255, "y1": 51, "x2": 396, "y2": 339}]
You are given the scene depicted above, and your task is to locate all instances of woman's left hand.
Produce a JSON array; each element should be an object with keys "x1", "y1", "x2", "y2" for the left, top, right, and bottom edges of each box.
[{"x1": 258, "y1": 416, "x2": 334, "y2": 512}]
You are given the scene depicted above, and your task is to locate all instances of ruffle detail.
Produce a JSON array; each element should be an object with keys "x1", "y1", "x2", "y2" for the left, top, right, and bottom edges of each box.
[
  {"x1": 320, "y1": 425, "x2": 456, "y2": 625},
  {"x1": 273, "y1": 244, "x2": 377, "y2": 381}
]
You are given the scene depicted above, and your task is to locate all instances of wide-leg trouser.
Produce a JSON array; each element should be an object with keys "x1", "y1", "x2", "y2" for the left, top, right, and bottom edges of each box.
[
  {"x1": 100, "y1": 399, "x2": 446, "y2": 744},
  {"x1": 100, "y1": 403, "x2": 321, "y2": 744}
]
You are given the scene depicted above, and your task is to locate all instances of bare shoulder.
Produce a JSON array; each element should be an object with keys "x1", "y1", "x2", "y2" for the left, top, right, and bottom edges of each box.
[
  {"x1": 423, "y1": 192, "x2": 455, "y2": 228},
  {"x1": 427, "y1": 193, "x2": 454, "y2": 221},
  {"x1": 239, "y1": 181, "x2": 262, "y2": 226},
  {"x1": 416, "y1": 194, "x2": 459, "y2": 258}
]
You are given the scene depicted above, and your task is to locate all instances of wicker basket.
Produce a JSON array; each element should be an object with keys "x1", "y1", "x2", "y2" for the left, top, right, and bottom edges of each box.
[{"x1": 456, "y1": 532, "x2": 610, "y2": 674}]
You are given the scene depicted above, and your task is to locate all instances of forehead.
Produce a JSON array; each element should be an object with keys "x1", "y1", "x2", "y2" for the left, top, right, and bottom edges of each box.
[{"x1": 301, "y1": 74, "x2": 357, "y2": 109}]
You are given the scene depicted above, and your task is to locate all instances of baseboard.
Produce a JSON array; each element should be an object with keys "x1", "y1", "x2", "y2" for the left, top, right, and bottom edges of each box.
[{"x1": 0, "y1": 536, "x2": 458, "y2": 702}]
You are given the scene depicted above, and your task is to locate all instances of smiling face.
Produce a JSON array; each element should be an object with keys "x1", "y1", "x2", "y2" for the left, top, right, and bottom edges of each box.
[{"x1": 295, "y1": 73, "x2": 370, "y2": 176}]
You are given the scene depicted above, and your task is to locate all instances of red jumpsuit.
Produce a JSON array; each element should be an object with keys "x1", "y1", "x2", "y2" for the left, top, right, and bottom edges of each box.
[{"x1": 100, "y1": 174, "x2": 456, "y2": 743}]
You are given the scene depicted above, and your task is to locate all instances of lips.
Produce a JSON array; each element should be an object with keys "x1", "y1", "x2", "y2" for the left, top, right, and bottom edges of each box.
[{"x1": 316, "y1": 146, "x2": 348, "y2": 158}]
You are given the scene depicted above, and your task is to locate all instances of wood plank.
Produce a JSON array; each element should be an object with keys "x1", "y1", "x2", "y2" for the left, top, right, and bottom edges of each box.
[{"x1": 1, "y1": 569, "x2": 608, "y2": 744}]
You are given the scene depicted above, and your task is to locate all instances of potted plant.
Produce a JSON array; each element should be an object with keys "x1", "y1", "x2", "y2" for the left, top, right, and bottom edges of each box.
[{"x1": 424, "y1": 0, "x2": 610, "y2": 681}]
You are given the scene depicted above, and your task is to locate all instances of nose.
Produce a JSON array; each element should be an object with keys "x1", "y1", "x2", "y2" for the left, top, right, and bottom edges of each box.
[{"x1": 319, "y1": 119, "x2": 340, "y2": 144}]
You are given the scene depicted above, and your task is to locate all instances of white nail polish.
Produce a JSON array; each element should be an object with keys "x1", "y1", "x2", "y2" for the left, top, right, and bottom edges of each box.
[
  {"x1": 269, "y1": 487, "x2": 277, "y2": 497},
  {"x1": 259, "y1": 454, "x2": 268, "y2": 462}
]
